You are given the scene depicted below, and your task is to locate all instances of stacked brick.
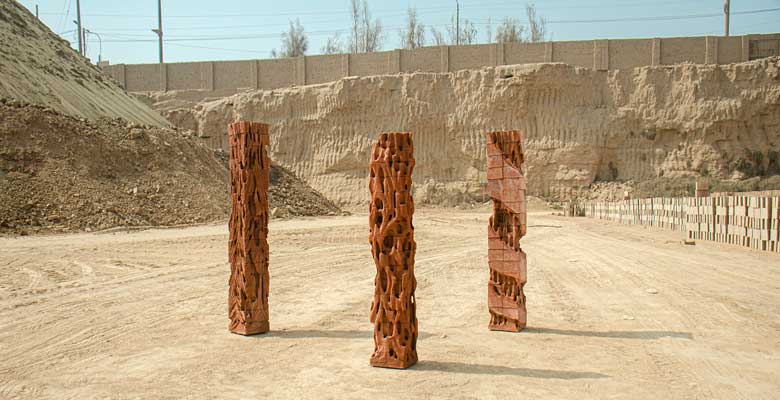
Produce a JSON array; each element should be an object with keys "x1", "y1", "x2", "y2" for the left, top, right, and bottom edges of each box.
[
  {"x1": 772, "y1": 197, "x2": 780, "y2": 253},
  {"x1": 228, "y1": 121, "x2": 271, "y2": 335},
  {"x1": 687, "y1": 197, "x2": 716, "y2": 241},
  {"x1": 745, "y1": 197, "x2": 773, "y2": 251},
  {"x1": 485, "y1": 130, "x2": 528, "y2": 332},
  {"x1": 368, "y1": 132, "x2": 419, "y2": 369},
  {"x1": 580, "y1": 195, "x2": 780, "y2": 253}
]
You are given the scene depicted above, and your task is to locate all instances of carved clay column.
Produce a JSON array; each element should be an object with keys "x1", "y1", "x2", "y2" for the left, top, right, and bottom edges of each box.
[
  {"x1": 368, "y1": 132, "x2": 418, "y2": 369},
  {"x1": 486, "y1": 130, "x2": 528, "y2": 332},
  {"x1": 228, "y1": 121, "x2": 271, "y2": 335}
]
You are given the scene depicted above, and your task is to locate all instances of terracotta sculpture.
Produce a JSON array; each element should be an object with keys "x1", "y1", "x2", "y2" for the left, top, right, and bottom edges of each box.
[
  {"x1": 486, "y1": 130, "x2": 528, "y2": 332},
  {"x1": 228, "y1": 121, "x2": 271, "y2": 335},
  {"x1": 368, "y1": 132, "x2": 418, "y2": 369}
]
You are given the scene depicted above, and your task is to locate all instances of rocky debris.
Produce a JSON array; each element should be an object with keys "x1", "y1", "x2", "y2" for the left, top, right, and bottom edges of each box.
[
  {"x1": 0, "y1": 102, "x2": 341, "y2": 235},
  {"x1": 212, "y1": 149, "x2": 342, "y2": 219}
]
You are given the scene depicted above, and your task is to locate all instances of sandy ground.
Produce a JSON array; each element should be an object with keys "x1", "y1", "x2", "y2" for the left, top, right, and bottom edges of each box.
[{"x1": 0, "y1": 209, "x2": 778, "y2": 399}]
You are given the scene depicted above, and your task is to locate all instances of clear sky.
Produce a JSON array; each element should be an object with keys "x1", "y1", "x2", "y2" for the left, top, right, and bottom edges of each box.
[{"x1": 16, "y1": 0, "x2": 780, "y2": 65}]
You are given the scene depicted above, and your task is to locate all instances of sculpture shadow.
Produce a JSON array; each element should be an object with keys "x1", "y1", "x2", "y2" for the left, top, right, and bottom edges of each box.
[
  {"x1": 269, "y1": 330, "x2": 434, "y2": 340},
  {"x1": 414, "y1": 361, "x2": 608, "y2": 379},
  {"x1": 524, "y1": 327, "x2": 692, "y2": 340}
]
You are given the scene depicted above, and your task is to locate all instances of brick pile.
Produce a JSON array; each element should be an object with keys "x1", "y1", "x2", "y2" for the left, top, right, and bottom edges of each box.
[
  {"x1": 580, "y1": 195, "x2": 780, "y2": 253},
  {"x1": 368, "y1": 132, "x2": 419, "y2": 369},
  {"x1": 485, "y1": 130, "x2": 528, "y2": 332},
  {"x1": 228, "y1": 121, "x2": 271, "y2": 335}
]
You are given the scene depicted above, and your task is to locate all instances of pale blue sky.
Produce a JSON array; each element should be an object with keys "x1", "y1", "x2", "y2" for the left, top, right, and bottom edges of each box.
[{"x1": 17, "y1": 0, "x2": 780, "y2": 65}]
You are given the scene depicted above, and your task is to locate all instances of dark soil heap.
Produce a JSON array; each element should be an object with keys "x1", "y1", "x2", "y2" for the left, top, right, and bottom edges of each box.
[
  {"x1": 213, "y1": 150, "x2": 342, "y2": 218},
  {"x1": 0, "y1": 101, "x2": 341, "y2": 235}
]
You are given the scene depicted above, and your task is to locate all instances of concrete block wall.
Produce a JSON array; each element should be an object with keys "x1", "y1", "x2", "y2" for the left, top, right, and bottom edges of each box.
[{"x1": 106, "y1": 33, "x2": 780, "y2": 93}]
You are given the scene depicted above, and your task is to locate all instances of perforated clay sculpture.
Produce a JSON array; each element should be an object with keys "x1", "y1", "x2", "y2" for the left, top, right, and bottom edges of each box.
[
  {"x1": 486, "y1": 130, "x2": 528, "y2": 332},
  {"x1": 368, "y1": 132, "x2": 419, "y2": 369},
  {"x1": 228, "y1": 121, "x2": 271, "y2": 335}
]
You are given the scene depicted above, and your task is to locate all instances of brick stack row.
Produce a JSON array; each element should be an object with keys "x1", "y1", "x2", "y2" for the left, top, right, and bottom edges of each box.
[
  {"x1": 580, "y1": 195, "x2": 779, "y2": 253},
  {"x1": 485, "y1": 130, "x2": 528, "y2": 332}
]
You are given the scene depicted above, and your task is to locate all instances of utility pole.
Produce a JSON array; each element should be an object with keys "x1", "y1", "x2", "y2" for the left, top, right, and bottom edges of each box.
[
  {"x1": 151, "y1": 0, "x2": 163, "y2": 63},
  {"x1": 76, "y1": 0, "x2": 83, "y2": 55},
  {"x1": 85, "y1": 29, "x2": 102, "y2": 62},
  {"x1": 455, "y1": 0, "x2": 460, "y2": 45},
  {"x1": 724, "y1": 0, "x2": 730, "y2": 37}
]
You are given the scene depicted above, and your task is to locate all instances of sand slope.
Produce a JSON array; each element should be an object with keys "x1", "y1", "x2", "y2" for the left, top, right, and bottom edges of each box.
[{"x1": 0, "y1": 0, "x2": 168, "y2": 127}]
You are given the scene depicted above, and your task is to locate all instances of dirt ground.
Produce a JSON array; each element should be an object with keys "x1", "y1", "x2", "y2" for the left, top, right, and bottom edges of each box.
[{"x1": 0, "y1": 209, "x2": 778, "y2": 399}]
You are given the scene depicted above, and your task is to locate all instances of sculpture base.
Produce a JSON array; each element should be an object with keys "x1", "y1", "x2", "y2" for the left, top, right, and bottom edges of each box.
[
  {"x1": 488, "y1": 323, "x2": 526, "y2": 332},
  {"x1": 229, "y1": 320, "x2": 270, "y2": 336},
  {"x1": 370, "y1": 353, "x2": 418, "y2": 369},
  {"x1": 488, "y1": 310, "x2": 526, "y2": 332}
]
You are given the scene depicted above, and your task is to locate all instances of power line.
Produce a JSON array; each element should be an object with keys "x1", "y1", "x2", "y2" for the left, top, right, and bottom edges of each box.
[
  {"x1": 166, "y1": 42, "x2": 270, "y2": 56},
  {"x1": 33, "y1": 0, "x2": 707, "y2": 19},
  {"x1": 51, "y1": 6, "x2": 780, "y2": 35},
  {"x1": 41, "y1": 3, "x2": 779, "y2": 62},
  {"x1": 89, "y1": 7, "x2": 779, "y2": 44},
  {"x1": 545, "y1": 7, "x2": 780, "y2": 25},
  {"x1": 56, "y1": 0, "x2": 72, "y2": 32},
  {"x1": 38, "y1": 5, "x2": 453, "y2": 19}
]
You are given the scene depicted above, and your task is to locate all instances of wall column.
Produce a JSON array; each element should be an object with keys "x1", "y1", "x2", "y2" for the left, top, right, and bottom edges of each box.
[
  {"x1": 159, "y1": 63, "x2": 168, "y2": 92},
  {"x1": 594, "y1": 40, "x2": 609, "y2": 70},
  {"x1": 389, "y1": 49, "x2": 401, "y2": 74},
  {"x1": 741, "y1": 35, "x2": 751, "y2": 61},
  {"x1": 652, "y1": 38, "x2": 662, "y2": 66},
  {"x1": 341, "y1": 54, "x2": 350, "y2": 77},
  {"x1": 544, "y1": 42, "x2": 553, "y2": 62},
  {"x1": 496, "y1": 43, "x2": 505, "y2": 66},
  {"x1": 203, "y1": 62, "x2": 214, "y2": 91},
  {"x1": 441, "y1": 46, "x2": 450, "y2": 72},
  {"x1": 296, "y1": 56, "x2": 306, "y2": 85},
  {"x1": 705, "y1": 36, "x2": 718, "y2": 64},
  {"x1": 251, "y1": 60, "x2": 259, "y2": 89},
  {"x1": 116, "y1": 64, "x2": 127, "y2": 89}
]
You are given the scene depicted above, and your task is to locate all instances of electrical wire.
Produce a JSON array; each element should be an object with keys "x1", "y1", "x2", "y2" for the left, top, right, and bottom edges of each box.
[{"x1": 35, "y1": 2, "x2": 779, "y2": 60}]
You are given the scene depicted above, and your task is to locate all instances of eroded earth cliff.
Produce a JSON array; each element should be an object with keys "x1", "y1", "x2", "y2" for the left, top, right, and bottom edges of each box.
[{"x1": 150, "y1": 58, "x2": 780, "y2": 205}]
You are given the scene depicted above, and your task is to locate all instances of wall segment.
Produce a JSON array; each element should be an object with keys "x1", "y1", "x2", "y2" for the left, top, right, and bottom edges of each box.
[{"x1": 105, "y1": 33, "x2": 780, "y2": 94}]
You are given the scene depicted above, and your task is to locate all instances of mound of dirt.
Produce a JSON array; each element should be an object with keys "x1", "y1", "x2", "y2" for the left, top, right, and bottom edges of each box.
[
  {"x1": 0, "y1": 0, "x2": 167, "y2": 126},
  {"x1": 212, "y1": 150, "x2": 342, "y2": 218},
  {"x1": 0, "y1": 101, "x2": 341, "y2": 235}
]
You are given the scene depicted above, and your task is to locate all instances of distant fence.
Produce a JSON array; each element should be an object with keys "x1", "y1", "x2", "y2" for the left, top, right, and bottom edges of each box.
[
  {"x1": 103, "y1": 33, "x2": 780, "y2": 93},
  {"x1": 576, "y1": 192, "x2": 780, "y2": 253}
]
